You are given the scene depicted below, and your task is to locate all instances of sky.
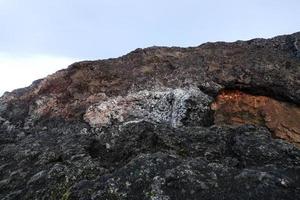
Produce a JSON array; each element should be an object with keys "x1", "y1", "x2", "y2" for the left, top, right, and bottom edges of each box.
[{"x1": 0, "y1": 0, "x2": 300, "y2": 95}]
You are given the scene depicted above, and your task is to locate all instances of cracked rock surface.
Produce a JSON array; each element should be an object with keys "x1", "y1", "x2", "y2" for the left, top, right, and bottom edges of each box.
[
  {"x1": 0, "y1": 32, "x2": 300, "y2": 199},
  {"x1": 84, "y1": 87, "x2": 213, "y2": 128}
]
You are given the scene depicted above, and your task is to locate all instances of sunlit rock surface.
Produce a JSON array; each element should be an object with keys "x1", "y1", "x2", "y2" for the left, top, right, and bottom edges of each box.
[
  {"x1": 84, "y1": 87, "x2": 213, "y2": 128},
  {"x1": 0, "y1": 32, "x2": 300, "y2": 199},
  {"x1": 212, "y1": 90, "x2": 300, "y2": 146}
]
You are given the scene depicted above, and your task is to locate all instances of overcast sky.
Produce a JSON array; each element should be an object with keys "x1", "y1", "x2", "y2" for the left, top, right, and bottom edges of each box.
[{"x1": 0, "y1": 0, "x2": 300, "y2": 95}]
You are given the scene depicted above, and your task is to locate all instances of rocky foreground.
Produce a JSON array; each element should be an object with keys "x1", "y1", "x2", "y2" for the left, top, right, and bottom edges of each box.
[{"x1": 0, "y1": 32, "x2": 300, "y2": 200}]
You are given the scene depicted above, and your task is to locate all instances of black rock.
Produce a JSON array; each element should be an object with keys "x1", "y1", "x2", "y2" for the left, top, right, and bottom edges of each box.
[{"x1": 0, "y1": 32, "x2": 300, "y2": 199}]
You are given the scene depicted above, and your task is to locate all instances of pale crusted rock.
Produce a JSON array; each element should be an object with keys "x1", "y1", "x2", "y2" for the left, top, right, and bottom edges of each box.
[{"x1": 84, "y1": 87, "x2": 213, "y2": 128}]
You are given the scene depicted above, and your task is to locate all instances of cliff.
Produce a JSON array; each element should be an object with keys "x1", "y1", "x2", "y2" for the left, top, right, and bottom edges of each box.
[{"x1": 0, "y1": 32, "x2": 300, "y2": 200}]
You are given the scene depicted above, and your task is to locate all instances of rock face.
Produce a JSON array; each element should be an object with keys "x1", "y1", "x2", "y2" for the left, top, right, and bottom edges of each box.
[
  {"x1": 84, "y1": 87, "x2": 213, "y2": 128},
  {"x1": 0, "y1": 32, "x2": 300, "y2": 200},
  {"x1": 212, "y1": 90, "x2": 300, "y2": 146}
]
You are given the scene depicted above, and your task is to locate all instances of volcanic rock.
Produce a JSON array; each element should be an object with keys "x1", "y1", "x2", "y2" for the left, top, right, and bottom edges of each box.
[
  {"x1": 212, "y1": 90, "x2": 300, "y2": 146},
  {"x1": 84, "y1": 87, "x2": 213, "y2": 128},
  {"x1": 0, "y1": 32, "x2": 300, "y2": 200}
]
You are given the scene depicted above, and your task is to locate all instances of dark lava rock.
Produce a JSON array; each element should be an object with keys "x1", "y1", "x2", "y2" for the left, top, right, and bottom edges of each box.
[{"x1": 0, "y1": 32, "x2": 300, "y2": 199}]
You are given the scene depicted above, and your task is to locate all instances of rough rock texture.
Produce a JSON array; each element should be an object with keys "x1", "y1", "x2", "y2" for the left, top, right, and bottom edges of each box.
[
  {"x1": 0, "y1": 32, "x2": 300, "y2": 199},
  {"x1": 212, "y1": 90, "x2": 300, "y2": 146},
  {"x1": 84, "y1": 87, "x2": 213, "y2": 128}
]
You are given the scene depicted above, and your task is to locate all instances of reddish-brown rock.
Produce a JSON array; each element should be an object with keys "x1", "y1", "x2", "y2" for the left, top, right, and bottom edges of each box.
[
  {"x1": 1, "y1": 32, "x2": 300, "y2": 124},
  {"x1": 212, "y1": 90, "x2": 300, "y2": 145}
]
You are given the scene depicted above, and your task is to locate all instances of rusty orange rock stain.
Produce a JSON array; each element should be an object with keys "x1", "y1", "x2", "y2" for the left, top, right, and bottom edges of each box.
[{"x1": 212, "y1": 90, "x2": 300, "y2": 146}]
